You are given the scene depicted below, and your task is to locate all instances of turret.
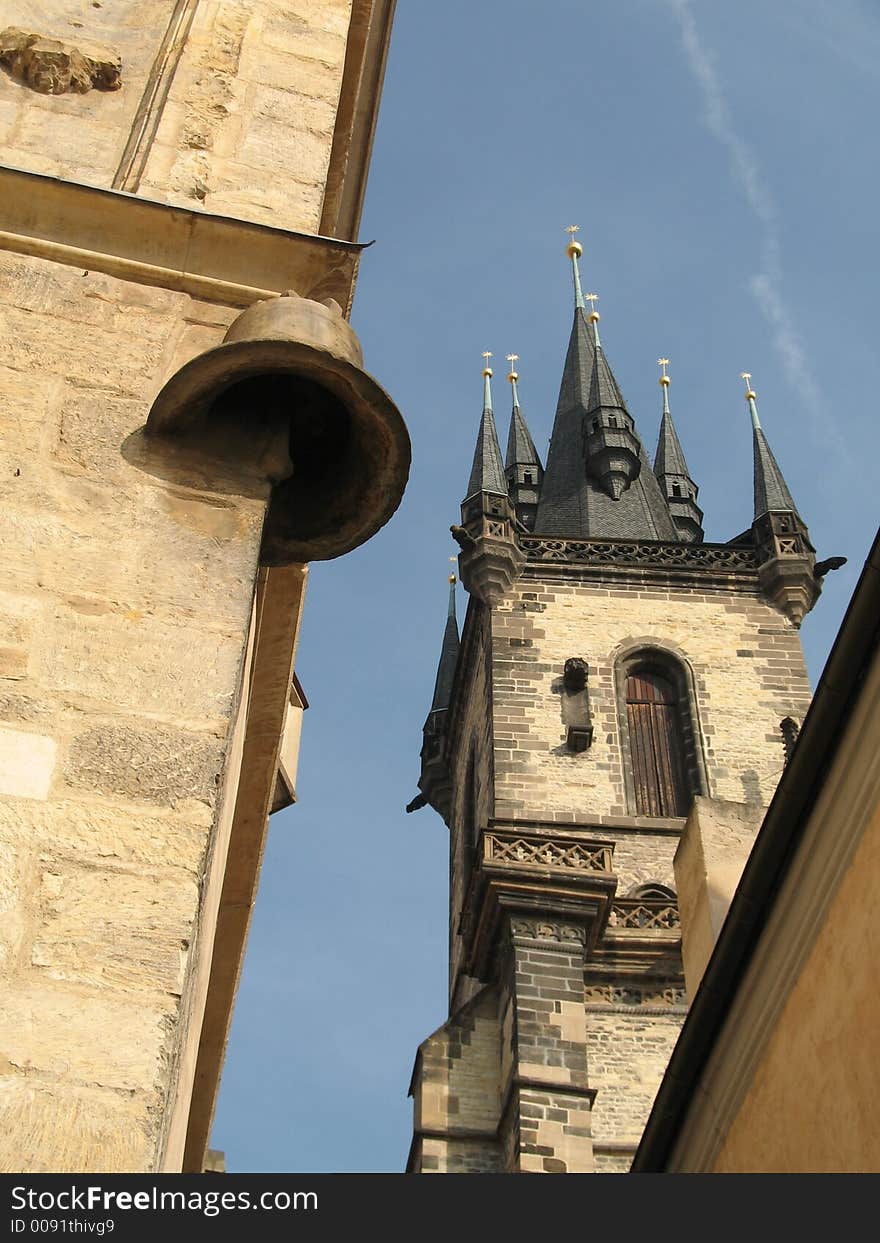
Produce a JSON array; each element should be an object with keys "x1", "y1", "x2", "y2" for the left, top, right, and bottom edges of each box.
[
  {"x1": 406, "y1": 570, "x2": 460, "y2": 821},
  {"x1": 743, "y1": 373, "x2": 819, "y2": 626},
  {"x1": 653, "y1": 359, "x2": 704, "y2": 543},
  {"x1": 452, "y1": 355, "x2": 525, "y2": 604},
  {"x1": 503, "y1": 355, "x2": 543, "y2": 530}
]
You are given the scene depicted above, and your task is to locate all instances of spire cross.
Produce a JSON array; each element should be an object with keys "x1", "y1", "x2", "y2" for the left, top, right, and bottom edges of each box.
[
  {"x1": 564, "y1": 224, "x2": 586, "y2": 311},
  {"x1": 585, "y1": 291, "x2": 601, "y2": 345},
  {"x1": 481, "y1": 350, "x2": 493, "y2": 376},
  {"x1": 741, "y1": 371, "x2": 760, "y2": 430},
  {"x1": 506, "y1": 353, "x2": 520, "y2": 406},
  {"x1": 448, "y1": 555, "x2": 457, "y2": 587},
  {"x1": 658, "y1": 358, "x2": 670, "y2": 414}
]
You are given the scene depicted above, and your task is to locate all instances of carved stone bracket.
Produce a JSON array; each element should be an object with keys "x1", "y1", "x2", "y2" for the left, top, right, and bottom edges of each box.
[{"x1": 0, "y1": 27, "x2": 122, "y2": 95}]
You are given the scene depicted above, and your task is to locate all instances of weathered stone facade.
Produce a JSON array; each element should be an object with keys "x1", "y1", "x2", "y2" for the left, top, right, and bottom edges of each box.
[{"x1": 0, "y1": 0, "x2": 403, "y2": 1173}]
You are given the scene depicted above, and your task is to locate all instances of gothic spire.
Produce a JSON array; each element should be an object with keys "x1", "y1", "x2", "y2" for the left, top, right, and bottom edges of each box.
[
  {"x1": 742, "y1": 373, "x2": 818, "y2": 627},
  {"x1": 504, "y1": 355, "x2": 543, "y2": 530},
  {"x1": 464, "y1": 353, "x2": 508, "y2": 502},
  {"x1": 428, "y1": 572, "x2": 460, "y2": 716},
  {"x1": 535, "y1": 234, "x2": 677, "y2": 539},
  {"x1": 743, "y1": 373, "x2": 799, "y2": 519},
  {"x1": 653, "y1": 360, "x2": 704, "y2": 543},
  {"x1": 407, "y1": 568, "x2": 461, "y2": 818}
]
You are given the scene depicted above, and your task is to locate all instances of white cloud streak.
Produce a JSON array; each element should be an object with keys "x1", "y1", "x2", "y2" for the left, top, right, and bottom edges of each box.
[{"x1": 667, "y1": 0, "x2": 823, "y2": 419}]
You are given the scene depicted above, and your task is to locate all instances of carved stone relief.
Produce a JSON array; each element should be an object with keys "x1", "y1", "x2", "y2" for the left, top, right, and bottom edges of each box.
[{"x1": 0, "y1": 27, "x2": 122, "y2": 95}]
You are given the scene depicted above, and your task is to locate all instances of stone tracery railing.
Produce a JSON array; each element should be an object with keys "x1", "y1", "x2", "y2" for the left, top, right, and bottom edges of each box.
[
  {"x1": 607, "y1": 899, "x2": 680, "y2": 930},
  {"x1": 520, "y1": 536, "x2": 757, "y2": 571},
  {"x1": 483, "y1": 832, "x2": 613, "y2": 874}
]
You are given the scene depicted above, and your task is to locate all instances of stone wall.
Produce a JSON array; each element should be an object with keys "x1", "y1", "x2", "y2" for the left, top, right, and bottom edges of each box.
[
  {"x1": 0, "y1": 0, "x2": 372, "y2": 1172},
  {"x1": 0, "y1": 251, "x2": 267, "y2": 1172},
  {"x1": 446, "y1": 602, "x2": 494, "y2": 1008},
  {"x1": 491, "y1": 569, "x2": 812, "y2": 823},
  {"x1": 1, "y1": 0, "x2": 352, "y2": 230}
]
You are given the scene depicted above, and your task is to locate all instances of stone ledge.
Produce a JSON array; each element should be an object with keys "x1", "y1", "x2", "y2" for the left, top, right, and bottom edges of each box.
[{"x1": 0, "y1": 165, "x2": 363, "y2": 310}]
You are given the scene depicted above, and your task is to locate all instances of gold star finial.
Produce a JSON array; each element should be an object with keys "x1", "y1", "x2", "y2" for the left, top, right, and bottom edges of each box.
[
  {"x1": 506, "y1": 353, "x2": 519, "y2": 382},
  {"x1": 448, "y1": 555, "x2": 457, "y2": 586},
  {"x1": 565, "y1": 223, "x2": 583, "y2": 259},
  {"x1": 481, "y1": 350, "x2": 493, "y2": 378},
  {"x1": 658, "y1": 357, "x2": 670, "y2": 387},
  {"x1": 741, "y1": 371, "x2": 756, "y2": 400},
  {"x1": 586, "y1": 291, "x2": 600, "y2": 324}
]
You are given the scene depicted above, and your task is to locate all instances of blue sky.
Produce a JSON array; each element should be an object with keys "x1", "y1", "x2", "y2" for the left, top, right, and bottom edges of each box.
[{"x1": 212, "y1": 0, "x2": 880, "y2": 1171}]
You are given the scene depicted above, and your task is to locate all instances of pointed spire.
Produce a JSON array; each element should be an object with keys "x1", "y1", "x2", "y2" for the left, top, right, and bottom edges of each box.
[
  {"x1": 654, "y1": 359, "x2": 690, "y2": 478},
  {"x1": 535, "y1": 234, "x2": 677, "y2": 538},
  {"x1": 503, "y1": 356, "x2": 543, "y2": 531},
  {"x1": 464, "y1": 353, "x2": 507, "y2": 501},
  {"x1": 654, "y1": 360, "x2": 704, "y2": 543},
  {"x1": 428, "y1": 568, "x2": 460, "y2": 714},
  {"x1": 504, "y1": 355, "x2": 542, "y2": 472},
  {"x1": 742, "y1": 372, "x2": 799, "y2": 518},
  {"x1": 587, "y1": 303, "x2": 628, "y2": 414}
]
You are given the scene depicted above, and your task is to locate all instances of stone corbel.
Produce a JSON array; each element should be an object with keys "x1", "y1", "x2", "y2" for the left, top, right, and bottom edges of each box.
[{"x1": 562, "y1": 657, "x2": 593, "y2": 752}]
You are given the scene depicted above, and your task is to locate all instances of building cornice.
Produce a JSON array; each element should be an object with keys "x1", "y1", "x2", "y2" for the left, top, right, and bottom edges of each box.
[{"x1": 0, "y1": 164, "x2": 363, "y2": 311}]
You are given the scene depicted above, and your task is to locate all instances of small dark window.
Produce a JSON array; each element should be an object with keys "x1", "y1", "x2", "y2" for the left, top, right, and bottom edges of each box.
[
  {"x1": 609, "y1": 415, "x2": 618, "y2": 427},
  {"x1": 591, "y1": 419, "x2": 599, "y2": 433},
  {"x1": 671, "y1": 482, "x2": 682, "y2": 497},
  {"x1": 625, "y1": 670, "x2": 689, "y2": 817},
  {"x1": 523, "y1": 471, "x2": 533, "y2": 485}
]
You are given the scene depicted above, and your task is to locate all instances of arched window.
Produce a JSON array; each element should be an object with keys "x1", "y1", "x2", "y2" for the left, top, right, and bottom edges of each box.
[{"x1": 625, "y1": 668, "x2": 689, "y2": 817}]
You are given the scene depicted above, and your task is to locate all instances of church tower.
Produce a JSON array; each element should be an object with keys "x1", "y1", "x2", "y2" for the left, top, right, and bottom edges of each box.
[{"x1": 406, "y1": 231, "x2": 824, "y2": 1173}]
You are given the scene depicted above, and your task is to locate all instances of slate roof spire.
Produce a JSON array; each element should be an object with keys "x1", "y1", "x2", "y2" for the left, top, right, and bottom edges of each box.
[
  {"x1": 653, "y1": 359, "x2": 704, "y2": 542},
  {"x1": 463, "y1": 353, "x2": 508, "y2": 502},
  {"x1": 742, "y1": 372, "x2": 799, "y2": 518},
  {"x1": 504, "y1": 355, "x2": 542, "y2": 474},
  {"x1": 534, "y1": 231, "x2": 678, "y2": 540},
  {"x1": 504, "y1": 355, "x2": 543, "y2": 530},
  {"x1": 427, "y1": 571, "x2": 460, "y2": 717}
]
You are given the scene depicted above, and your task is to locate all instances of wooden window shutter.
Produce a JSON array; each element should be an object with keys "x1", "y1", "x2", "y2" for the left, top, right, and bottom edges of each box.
[{"x1": 625, "y1": 670, "x2": 689, "y2": 817}]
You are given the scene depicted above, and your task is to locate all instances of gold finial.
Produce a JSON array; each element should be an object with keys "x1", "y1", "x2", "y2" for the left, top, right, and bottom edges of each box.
[
  {"x1": 481, "y1": 350, "x2": 493, "y2": 378},
  {"x1": 506, "y1": 353, "x2": 519, "y2": 383},
  {"x1": 741, "y1": 371, "x2": 756, "y2": 400},
  {"x1": 448, "y1": 555, "x2": 457, "y2": 586},
  {"x1": 658, "y1": 357, "x2": 670, "y2": 388},
  {"x1": 565, "y1": 224, "x2": 583, "y2": 259},
  {"x1": 586, "y1": 291, "x2": 600, "y2": 324}
]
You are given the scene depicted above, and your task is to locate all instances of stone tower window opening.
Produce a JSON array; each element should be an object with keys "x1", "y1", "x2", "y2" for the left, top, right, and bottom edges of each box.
[{"x1": 615, "y1": 646, "x2": 708, "y2": 819}]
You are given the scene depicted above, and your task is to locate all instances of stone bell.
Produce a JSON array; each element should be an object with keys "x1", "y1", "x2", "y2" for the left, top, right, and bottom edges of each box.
[{"x1": 145, "y1": 292, "x2": 410, "y2": 564}]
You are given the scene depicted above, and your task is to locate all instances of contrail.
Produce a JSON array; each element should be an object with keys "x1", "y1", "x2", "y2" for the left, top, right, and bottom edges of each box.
[{"x1": 667, "y1": 0, "x2": 826, "y2": 429}]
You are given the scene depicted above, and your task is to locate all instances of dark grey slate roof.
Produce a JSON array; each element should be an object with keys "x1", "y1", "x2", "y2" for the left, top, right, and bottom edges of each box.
[
  {"x1": 465, "y1": 400, "x2": 508, "y2": 501},
  {"x1": 427, "y1": 579, "x2": 460, "y2": 716},
  {"x1": 505, "y1": 399, "x2": 542, "y2": 471},
  {"x1": 654, "y1": 408, "x2": 693, "y2": 481},
  {"x1": 753, "y1": 426, "x2": 799, "y2": 518},
  {"x1": 534, "y1": 310, "x2": 678, "y2": 540},
  {"x1": 588, "y1": 345, "x2": 627, "y2": 413}
]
